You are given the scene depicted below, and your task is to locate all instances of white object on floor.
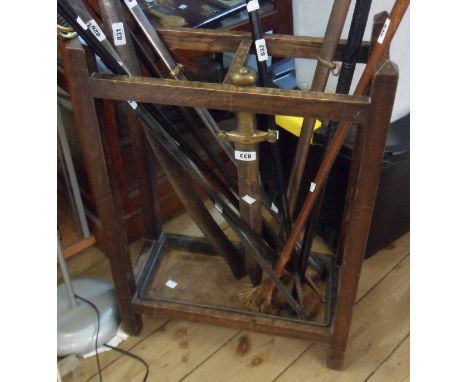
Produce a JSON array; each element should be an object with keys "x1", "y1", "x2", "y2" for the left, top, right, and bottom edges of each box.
[{"x1": 81, "y1": 326, "x2": 129, "y2": 358}]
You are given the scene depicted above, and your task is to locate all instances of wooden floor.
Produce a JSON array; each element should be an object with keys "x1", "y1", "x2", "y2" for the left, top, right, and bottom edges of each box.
[{"x1": 59, "y1": 209, "x2": 409, "y2": 382}]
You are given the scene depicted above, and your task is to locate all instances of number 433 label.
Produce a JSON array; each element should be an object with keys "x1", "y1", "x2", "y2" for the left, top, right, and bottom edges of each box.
[
  {"x1": 112, "y1": 22, "x2": 127, "y2": 46},
  {"x1": 235, "y1": 150, "x2": 256, "y2": 161}
]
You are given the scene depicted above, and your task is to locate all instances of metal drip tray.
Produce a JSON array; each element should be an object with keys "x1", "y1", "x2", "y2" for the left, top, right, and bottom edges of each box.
[{"x1": 134, "y1": 233, "x2": 335, "y2": 329}]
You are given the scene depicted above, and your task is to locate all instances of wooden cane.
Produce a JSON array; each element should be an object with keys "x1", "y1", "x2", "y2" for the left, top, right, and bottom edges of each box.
[
  {"x1": 262, "y1": 0, "x2": 410, "y2": 309},
  {"x1": 287, "y1": 0, "x2": 353, "y2": 216}
]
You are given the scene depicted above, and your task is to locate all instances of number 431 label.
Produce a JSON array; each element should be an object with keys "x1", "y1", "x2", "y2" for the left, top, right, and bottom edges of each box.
[{"x1": 112, "y1": 22, "x2": 126, "y2": 46}]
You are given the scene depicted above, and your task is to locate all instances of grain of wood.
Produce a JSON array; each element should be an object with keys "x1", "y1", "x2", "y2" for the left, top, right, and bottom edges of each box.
[
  {"x1": 275, "y1": 256, "x2": 409, "y2": 381},
  {"x1": 181, "y1": 331, "x2": 310, "y2": 382},
  {"x1": 88, "y1": 320, "x2": 239, "y2": 382},
  {"x1": 366, "y1": 335, "x2": 409, "y2": 382}
]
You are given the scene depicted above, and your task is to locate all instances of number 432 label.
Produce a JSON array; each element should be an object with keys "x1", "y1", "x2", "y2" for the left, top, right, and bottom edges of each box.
[{"x1": 255, "y1": 39, "x2": 268, "y2": 62}]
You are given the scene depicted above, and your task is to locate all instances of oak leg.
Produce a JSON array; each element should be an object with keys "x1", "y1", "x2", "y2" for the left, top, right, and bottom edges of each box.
[
  {"x1": 63, "y1": 40, "x2": 142, "y2": 335},
  {"x1": 327, "y1": 60, "x2": 399, "y2": 369}
]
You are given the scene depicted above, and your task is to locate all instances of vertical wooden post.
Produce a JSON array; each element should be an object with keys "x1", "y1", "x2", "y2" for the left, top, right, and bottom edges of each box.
[
  {"x1": 327, "y1": 60, "x2": 399, "y2": 369},
  {"x1": 62, "y1": 39, "x2": 142, "y2": 335}
]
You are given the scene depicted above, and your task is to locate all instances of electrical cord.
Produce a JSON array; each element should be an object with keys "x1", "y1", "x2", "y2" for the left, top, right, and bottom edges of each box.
[
  {"x1": 75, "y1": 295, "x2": 149, "y2": 382},
  {"x1": 103, "y1": 344, "x2": 149, "y2": 382}
]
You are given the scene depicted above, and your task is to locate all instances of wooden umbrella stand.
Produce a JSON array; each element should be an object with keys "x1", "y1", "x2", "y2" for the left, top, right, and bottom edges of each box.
[{"x1": 62, "y1": 12, "x2": 398, "y2": 369}]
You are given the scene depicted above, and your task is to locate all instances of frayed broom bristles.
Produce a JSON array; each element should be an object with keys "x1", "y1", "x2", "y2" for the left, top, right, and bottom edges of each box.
[{"x1": 238, "y1": 283, "x2": 267, "y2": 312}]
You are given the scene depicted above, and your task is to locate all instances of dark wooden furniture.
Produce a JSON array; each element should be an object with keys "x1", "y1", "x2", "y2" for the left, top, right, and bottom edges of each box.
[{"x1": 62, "y1": 13, "x2": 398, "y2": 368}]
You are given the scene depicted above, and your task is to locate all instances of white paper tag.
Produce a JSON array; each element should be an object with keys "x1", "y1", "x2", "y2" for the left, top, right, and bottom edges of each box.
[
  {"x1": 88, "y1": 19, "x2": 106, "y2": 42},
  {"x1": 377, "y1": 18, "x2": 391, "y2": 44},
  {"x1": 178, "y1": 3, "x2": 188, "y2": 9},
  {"x1": 310, "y1": 182, "x2": 316, "y2": 192},
  {"x1": 255, "y1": 38, "x2": 268, "y2": 62},
  {"x1": 242, "y1": 195, "x2": 256, "y2": 205},
  {"x1": 127, "y1": 100, "x2": 138, "y2": 110},
  {"x1": 112, "y1": 22, "x2": 127, "y2": 46},
  {"x1": 235, "y1": 150, "x2": 256, "y2": 161},
  {"x1": 271, "y1": 202, "x2": 279, "y2": 214},
  {"x1": 76, "y1": 16, "x2": 88, "y2": 30},
  {"x1": 247, "y1": 0, "x2": 260, "y2": 12},
  {"x1": 214, "y1": 203, "x2": 223, "y2": 214},
  {"x1": 165, "y1": 279, "x2": 177, "y2": 289},
  {"x1": 275, "y1": 130, "x2": 279, "y2": 140},
  {"x1": 125, "y1": 0, "x2": 138, "y2": 8}
]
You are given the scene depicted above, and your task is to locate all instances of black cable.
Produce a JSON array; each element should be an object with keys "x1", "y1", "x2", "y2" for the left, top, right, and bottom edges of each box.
[
  {"x1": 75, "y1": 295, "x2": 102, "y2": 382},
  {"x1": 103, "y1": 344, "x2": 149, "y2": 382},
  {"x1": 75, "y1": 295, "x2": 150, "y2": 382}
]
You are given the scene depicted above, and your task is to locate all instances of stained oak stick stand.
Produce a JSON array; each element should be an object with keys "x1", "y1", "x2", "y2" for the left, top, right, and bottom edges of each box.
[{"x1": 62, "y1": 13, "x2": 398, "y2": 369}]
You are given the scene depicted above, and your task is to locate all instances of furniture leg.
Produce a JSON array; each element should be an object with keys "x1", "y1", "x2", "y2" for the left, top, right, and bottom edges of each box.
[
  {"x1": 327, "y1": 60, "x2": 399, "y2": 369},
  {"x1": 63, "y1": 39, "x2": 142, "y2": 335}
]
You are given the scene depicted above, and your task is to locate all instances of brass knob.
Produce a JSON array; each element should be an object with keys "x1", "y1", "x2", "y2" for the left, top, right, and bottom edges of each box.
[
  {"x1": 266, "y1": 130, "x2": 278, "y2": 143},
  {"x1": 229, "y1": 67, "x2": 257, "y2": 86}
]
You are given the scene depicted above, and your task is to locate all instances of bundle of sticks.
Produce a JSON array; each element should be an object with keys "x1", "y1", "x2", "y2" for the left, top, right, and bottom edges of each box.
[{"x1": 58, "y1": 0, "x2": 409, "y2": 318}]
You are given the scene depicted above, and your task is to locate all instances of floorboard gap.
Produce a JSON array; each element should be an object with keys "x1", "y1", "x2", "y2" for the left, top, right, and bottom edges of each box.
[{"x1": 362, "y1": 332, "x2": 410, "y2": 382}]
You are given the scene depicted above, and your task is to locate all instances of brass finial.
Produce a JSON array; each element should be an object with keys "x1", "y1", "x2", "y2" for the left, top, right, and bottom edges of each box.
[{"x1": 229, "y1": 67, "x2": 257, "y2": 86}]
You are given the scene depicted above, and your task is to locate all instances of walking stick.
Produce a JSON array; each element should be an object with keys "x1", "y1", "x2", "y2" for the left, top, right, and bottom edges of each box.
[
  {"x1": 244, "y1": 0, "x2": 292, "y2": 238},
  {"x1": 260, "y1": 0, "x2": 410, "y2": 311},
  {"x1": 298, "y1": 0, "x2": 373, "y2": 280},
  {"x1": 287, "y1": 0, "x2": 352, "y2": 216}
]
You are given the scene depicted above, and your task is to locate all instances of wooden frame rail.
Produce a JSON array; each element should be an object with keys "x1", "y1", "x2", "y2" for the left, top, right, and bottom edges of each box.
[{"x1": 89, "y1": 74, "x2": 370, "y2": 122}]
